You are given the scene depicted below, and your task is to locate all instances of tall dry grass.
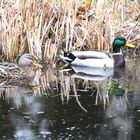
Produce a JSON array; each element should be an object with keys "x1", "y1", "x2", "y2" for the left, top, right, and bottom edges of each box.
[{"x1": 0, "y1": 0, "x2": 139, "y2": 62}]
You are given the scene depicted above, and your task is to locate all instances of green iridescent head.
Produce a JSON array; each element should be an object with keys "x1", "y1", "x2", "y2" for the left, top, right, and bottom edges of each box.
[{"x1": 113, "y1": 36, "x2": 135, "y2": 53}]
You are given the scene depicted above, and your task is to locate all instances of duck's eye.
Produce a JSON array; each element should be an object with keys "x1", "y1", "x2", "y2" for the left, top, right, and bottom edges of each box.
[
  {"x1": 24, "y1": 54, "x2": 34, "y2": 60},
  {"x1": 29, "y1": 56, "x2": 35, "y2": 60}
]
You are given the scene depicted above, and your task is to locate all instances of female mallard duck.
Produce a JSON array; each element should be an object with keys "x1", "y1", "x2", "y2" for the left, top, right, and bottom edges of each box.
[
  {"x1": 0, "y1": 53, "x2": 42, "y2": 79},
  {"x1": 60, "y1": 37, "x2": 135, "y2": 68}
]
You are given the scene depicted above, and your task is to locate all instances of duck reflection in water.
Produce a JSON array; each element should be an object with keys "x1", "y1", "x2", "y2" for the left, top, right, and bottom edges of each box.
[
  {"x1": 61, "y1": 64, "x2": 127, "y2": 81},
  {"x1": 60, "y1": 65, "x2": 133, "y2": 140},
  {"x1": 98, "y1": 78, "x2": 133, "y2": 140},
  {"x1": 61, "y1": 65, "x2": 114, "y2": 81}
]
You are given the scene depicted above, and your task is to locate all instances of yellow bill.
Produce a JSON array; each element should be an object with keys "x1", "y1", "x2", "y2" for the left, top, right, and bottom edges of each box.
[
  {"x1": 32, "y1": 60, "x2": 42, "y2": 68},
  {"x1": 125, "y1": 42, "x2": 135, "y2": 48}
]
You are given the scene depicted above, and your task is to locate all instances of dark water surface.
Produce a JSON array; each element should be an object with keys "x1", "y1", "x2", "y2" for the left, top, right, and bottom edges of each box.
[{"x1": 0, "y1": 59, "x2": 140, "y2": 140}]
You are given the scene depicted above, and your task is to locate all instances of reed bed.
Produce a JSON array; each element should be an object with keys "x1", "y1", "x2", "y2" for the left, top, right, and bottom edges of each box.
[{"x1": 0, "y1": 0, "x2": 139, "y2": 62}]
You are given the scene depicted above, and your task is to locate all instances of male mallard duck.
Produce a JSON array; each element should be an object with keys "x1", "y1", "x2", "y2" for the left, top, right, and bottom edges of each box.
[
  {"x1": 0, "y1": 53, "x2": 42, "y2": 79},
  {"x1": 60, "y1": 37, "x2": 135, "y2": 68}
]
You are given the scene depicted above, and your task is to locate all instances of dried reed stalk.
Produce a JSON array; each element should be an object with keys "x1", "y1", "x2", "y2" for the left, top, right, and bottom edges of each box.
[{"x1": 0, "y1": 0, "x2": 139, "y2": 62}]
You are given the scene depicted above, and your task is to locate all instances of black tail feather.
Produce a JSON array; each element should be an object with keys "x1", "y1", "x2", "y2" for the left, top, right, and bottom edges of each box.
[
  {"x1": 60, "y1": 50, "x2": 76, "y2": 63},
  {"x1": 64, "y1": 52, "x2": 76, "y2": 61}
]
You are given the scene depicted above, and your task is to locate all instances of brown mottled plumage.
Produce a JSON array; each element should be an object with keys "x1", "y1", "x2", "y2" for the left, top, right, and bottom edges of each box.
[{"x1": 0, "y1": 53, "x2": 42, "y2": 79}]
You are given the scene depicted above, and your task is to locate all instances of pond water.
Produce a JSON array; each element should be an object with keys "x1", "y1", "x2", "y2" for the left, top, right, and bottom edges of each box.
[{"x1": 0, "y1": 59, "x2": 140, "y2": 140}]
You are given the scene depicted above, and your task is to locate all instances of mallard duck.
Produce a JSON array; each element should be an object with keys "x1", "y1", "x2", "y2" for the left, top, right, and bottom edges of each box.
[
  {"x1": 60, "y1": 37, "x2": 135, "y2": 68},
  {"x1": 0, "y1": 53, "x2": 42, "y2": 79}
]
